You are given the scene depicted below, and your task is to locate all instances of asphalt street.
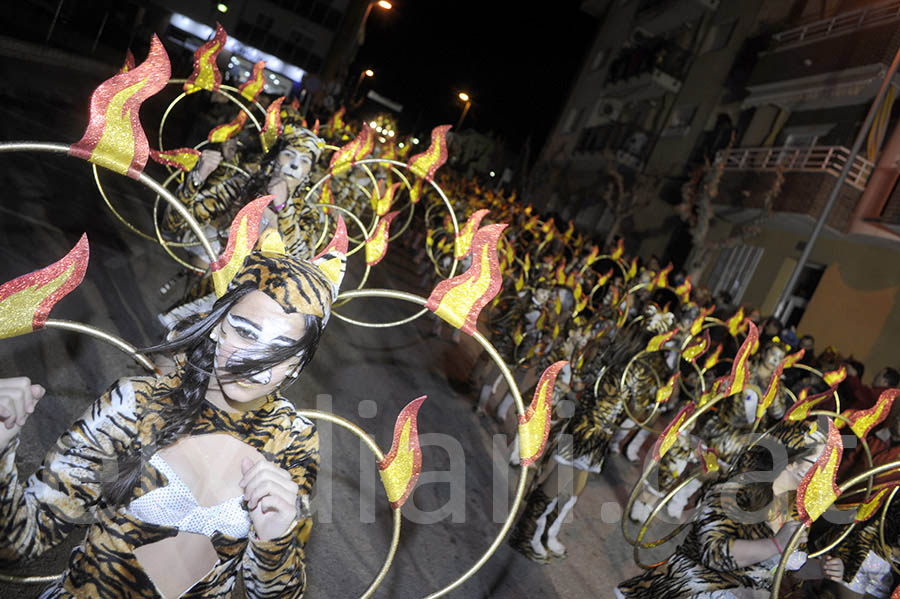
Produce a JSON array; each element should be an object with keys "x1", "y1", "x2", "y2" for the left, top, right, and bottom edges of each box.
[{"x1": 0, "y1": 54, "x2": 659, "y2": 598}]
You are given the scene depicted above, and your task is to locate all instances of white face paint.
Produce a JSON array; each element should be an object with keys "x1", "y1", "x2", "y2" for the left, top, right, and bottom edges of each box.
[{"x1": 277, "y1": 147, "x2": 312, "y2": 182}]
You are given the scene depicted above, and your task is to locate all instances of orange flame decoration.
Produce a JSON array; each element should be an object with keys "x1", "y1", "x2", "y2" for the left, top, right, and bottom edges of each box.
[
  {"x1": 210, "y1": 196, "x2": 271, "y2": 296},
  {"x1": 893, "y1": 584, "x2": 900, "y2": 599},
  {"x1": 796, "y1": 418, "x2": 843, "y2": 525},
  {"x1": 683, "y1": 330, "x2": 710, "y2": 363},
  {"x1": 69, "y1": 35, "x2": 170, "y2": 179},
  {"x1": 675, "y1": 275, "x2": 692, "y2": 303},
  {"x1": 374, "y1": 181, "x2": 402, "y2": 217},
  {"x1": 184, "y1": 23, "x2": 226, "y2": 94},
  {"x1": 717, "y1": 321, "x2": 757, "y2": 397},
  {"x1": 408, "y1": 124, "x2": 452, "y2": 181},
  {"x1": 756, "y1": 349, "x2": 805, "y2": 421},
  {"x1": 626, "y1": 257, "x2": 639, "y2": 281},
  {"x1": 854, "y1": 483, "x2": 900, "y2": 522},
  {"x1": 596, "y1": 268, "x2": 614, "y2": 287},
  {"x1": 149, "y1": 147, "x2": 201, "y2": 172},
  {"x1": 652, "y1": 402, "x2": 696, "y2": 461},
  {"x1": 0, "y1": 235, "x2": 90, "y2": 340},
  {"x1": 611, "y1": 237, "x2": 624, "y2": 261},
  {"x1": 365, "y1": 210, "x2": 400, "y2": 266},
  {"x1": 698, "y1": 443, "x2": 720, "y2": 473},
  {"x1": 703, "y1": 343, "x2": 724, "y2": 371},
  {"x1": 585, "y1": 245, "x2": 600, "y2": 267},
  {"x1": 426, "y1": 224, "x2": 507, "y2": 335},
  {"x1": 318, "y1": 179, "x2": 334, "y2": 214},
  {"x1": 646, "y1": 328, "x2": 677, "y2": 352},
  {"x1": 655, "y1": 372, "x2": 680, "y2": 404},
  {"x1": 259, "y1": 96, "x2": 285, "y2": 153},
  {"x1": 377, "y1": 396, "x2": 427, "y2": 509},
  {"x1": 313, "y1": 215, "x2": 349, "y2": 259},
  {"x1": 238, "y1": 60, "x2": 267, "y2": 102},
  {"x1": 846, "y1": 389, "x2": 900, "y2": 439},
  {"x1": 690, "y1": 305, "x2": 715, "y2": 336},
  {"x1": 784, "y1": 365, "x2": 848, "y2": 420},
  {"x1": 329, "y1": 124, "x2": 374, "y2": 176},
  {"x1": 455, "y1": 209, "x2": 490, "y2": 259},
  {"x1": 519, "y1": 361, "x2": 568, "y2": 467},
  {"x1": 650, "y1": 263, "x2": 673, "y2": 290},
  {"x1": 325, "y1": 106, "x2": 345, "y2": 134},
  {"x1": 381, "y1": 138, "x2": 398, "y2": 162},
  {"x1": 555, "y1": 263, "x2": 566, "y2": 286},
  {"x1": 726, "y1": 307, "x2": 746, "y2": 337},
  {"x1": 824, "y1": 364, "x2": 848, "y2": 388},
  {"x1": 208, "y1": 111, "x2": 247, "y2": 143},
  {"x1": 120, "y1": 49, "x2": 135, "y2": 74}
]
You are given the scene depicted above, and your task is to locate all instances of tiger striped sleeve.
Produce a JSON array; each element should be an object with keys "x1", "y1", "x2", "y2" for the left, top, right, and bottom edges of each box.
[
  {"x1": 176, "y1": 172, "x2": 246, "y2": 225},
  {"x1": 0, "y1": 379, "x2": 139, "y2": 565},
  {"x1": 694, "y1": 485, "x2": 746, "y2": 572},
  {"x1": 242, "y1": 413, "x2": 319, "y2": 599}
]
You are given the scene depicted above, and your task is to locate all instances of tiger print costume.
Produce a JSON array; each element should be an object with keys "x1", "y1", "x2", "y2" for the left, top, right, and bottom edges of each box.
[{"x1": 0, "y1": 373, "x2": 318, "y2": 598}]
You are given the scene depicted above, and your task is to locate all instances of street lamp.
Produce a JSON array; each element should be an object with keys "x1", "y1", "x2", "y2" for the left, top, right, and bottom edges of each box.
[
  {"x1": 358, "y1": 0, "x2": 392, "y2": 44},
  {"x1": 456, "y1": 91, "x2": 471, "y2": 131},
  {"x1": 377, "y1": 0, "x2": 393, "y2": 8},
  {"x1": 352, "y1": 68, "x2": 374, "y2": 103}
]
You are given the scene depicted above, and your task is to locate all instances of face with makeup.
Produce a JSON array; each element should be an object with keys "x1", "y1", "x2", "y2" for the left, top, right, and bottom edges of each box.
[
  {"x1": 212, "y1": 290, "x2": 309, "y2": 403},
  {"x1": 771, "y1": 441, "x2": 825, "y2": 495}
]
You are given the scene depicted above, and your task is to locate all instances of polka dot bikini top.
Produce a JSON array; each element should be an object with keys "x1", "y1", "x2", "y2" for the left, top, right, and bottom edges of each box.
[{"x1": 127, "y1": 453, "x2": 251, "y2": 538}]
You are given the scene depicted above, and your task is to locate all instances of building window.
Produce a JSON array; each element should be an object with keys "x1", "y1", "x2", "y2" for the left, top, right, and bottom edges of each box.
[
  {"x1": 702, "y1": 19, "x2": 737, "y2": 53},
  {"x1": 663, "y1": 104, "x2": 697, "y2": 137},
  {"x1": 563, "y1": 108, "x2": 582, "y2": 133},
  {"x1": 707, "y1": 244, "x2": 764, "y2": 305}
]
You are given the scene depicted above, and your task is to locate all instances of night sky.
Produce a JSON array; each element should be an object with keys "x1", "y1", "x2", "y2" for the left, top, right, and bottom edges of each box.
[{"x1": 351, "y1": 1, "x2": 597, "y2": 153}]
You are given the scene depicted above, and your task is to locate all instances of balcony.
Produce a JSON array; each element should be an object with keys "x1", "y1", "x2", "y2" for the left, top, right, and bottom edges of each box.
[
  {"x1": 635, "y1": 0, "x2": 719, "y2": 37},
  {"x1": 574, "y1": 122, "x2": 652, "y2": 170},
  {"x1": 603, "y1": 40, "x2": 689, "y2": 100},
  {"x1": 717, "y1": 145, "x2": 874, "y2": 190},
  {"x1": 771, "y1": 0, "x2": 900, "y2": 51}
]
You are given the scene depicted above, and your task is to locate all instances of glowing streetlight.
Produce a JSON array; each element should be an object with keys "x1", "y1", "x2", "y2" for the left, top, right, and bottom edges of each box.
[
  {"x1": 364, "y1": 68, "x2": 374, "y2": 77},
  {"x1": 352, "y1": 68, "x2": 375, "y2": 102},
  {"x1": 216, "y1": 3, "x2": 229, "y2": 13},
  {"x1": 456, "y1": 91, "x2": 472, "y2": 130},
  {"x1": 377, "y1": 0, "x2": 393, "y2": 9}
]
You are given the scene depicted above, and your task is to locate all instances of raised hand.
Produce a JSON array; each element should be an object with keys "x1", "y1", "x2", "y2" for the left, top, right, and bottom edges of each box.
[
  {"x1": 240, "y1": 456, "x2": 300, "y2": 541},
  {"x1": 0, "y1": 377, "x2": 45, "y2": 450}
]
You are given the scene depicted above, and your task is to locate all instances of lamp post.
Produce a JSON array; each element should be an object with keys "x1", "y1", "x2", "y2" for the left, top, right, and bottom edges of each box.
[
  {"x1": 352, "y1": 68, "x2": 374, "y2": 103},
  {"x1": 357, "y1": 0, "x2": 392, "y2": 45},
  {"x1": 456, "y1": 92, "x2": 471, "y2": 131}
]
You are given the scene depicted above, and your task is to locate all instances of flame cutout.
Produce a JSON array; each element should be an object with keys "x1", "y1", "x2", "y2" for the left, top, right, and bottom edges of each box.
[
  {"x1": 655, "y1": 372, "x2": 679, "y2": 404},
  {"x1": 784, "y1": 366, "x2": 847, "y2": 421},
  {"x1": 698, "y1": 443, "x2": 719, "y2": 473},
  {"x1": 184, "y1": 23, "x2": 226, "y2": 94},
  {"x1": 675, "y1": 276, "x2": 692, "y2": 303},
  {"x1": 259, "y1": 97, "x2": 285, "y2": 153},
  {"x1": 330, "y1": 124, "x2": 373, "y2": 176},
  {"x1": 690, "y1": 305, "x2": 715, "y2": 336},
  {"x1": 894, "y1": 584, "x2": 900, "y2": 599},
  {"x1": 210, "y1": 196, "x2": 272, "y2": 296},
  {"x1": 565, "y1": 271, "x2": 576, "y2": 288},
  {"x1": 646, "y1": 329, "x2": 677, "y2": 352},
  {"x1": 703, "y1": 343, "x2": 724, "y2": 371},
  {"x1": 796, "y1": 418, "x2": 843, "y2": 525},
  {"x1": 455, "y1": 209, "x2": 490, "y2": 259},
  {"x1": 365, "y1": 211, "x2": 400, "y2": 266},
  {"x1": 513, "y1": 322, "x2": 524, "y2": 347},
  {"x1": 555, "y1": 263, "x2": 566, "y2": 285},
  {"x1": 847, "y1": 389, "x2": 900, "y2": 439},
  {"x1": 519, "y1": 361, "x2": 567, "y2": 467},
  {"x1": 824, "y1": 365, "x2": 848, "y2": 387},
  {"x1": 726, "y1": 307, "x2": 746, "y2": 337},
  {"x1": 596, "y1": 268, "x2": 614, "y2": 287},
  {"x1": 239, "y1": 60, "x2": 267, "y2": 102},
  {"x1": 149, "y1": 147, "x2": 201, "y2": 172},
  {"x1": 69, "y1": 35, "x2": 170, "y2": 179},
  {"x1": 855, "y1": 484, "x2": 900, "y2": 522},
  {"x1": 585, "y1": 245, "x2": 600, "y2": 267},
  {"x1": 374, "y1": 181, "x2": 402, "y2": 217},
  {"x1": 626, "y1": 257, "x2": 639, "y2": 281},
  {"x1": 650, "y1": 263, "x2": 673, "y2": 290},
  {"x1": 718, "y1": 321, "x2": 758, "y2": 397},
  {"x1": 783, "y1": 350, "x2": 805, "y2": 369},
  {"x1": 377, "y1": 396, "x2": 426, "y2": 509},
  {"x1": 208, "y1": 111, "x2": 248, "y2": 143},
  {"x1": 324, "y1": 106, "x2": 345, "y2": 134},
  {"x1": 313, "y1": 215, "x2": 349, "y2": 260},
  {"x1": 652, "y1": 402, "x2": 696, "y2": 461},
  {"x1": 756, "y1": 349, "x2": 805, "y2": 421},
  {"x1": 610, "y1": 238, "x2": 624, "y2": 261},
  {"x1": 318, "y1": 179, "x2": 334, "y2": 214},
  {"x1": 408, "y1": 124, "x2": 451, "y2": 181},
  {"x1": 426, "y1": 224, "x2": 507, "y2": 335},
  {"x1": 0, "y1": 235, "x2": 89, "y2": 340},
  {"x1": 683, "y1": 330, "x2": 710, "y2": 363},
  {"x1": 120, "y1": 49, "x2": 135, "y2": 74}
]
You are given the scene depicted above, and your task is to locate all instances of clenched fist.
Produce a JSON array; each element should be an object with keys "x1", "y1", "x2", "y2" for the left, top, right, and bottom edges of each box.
[{"x1": 0, "y1": 377, "x2": 45, "y2": 450}]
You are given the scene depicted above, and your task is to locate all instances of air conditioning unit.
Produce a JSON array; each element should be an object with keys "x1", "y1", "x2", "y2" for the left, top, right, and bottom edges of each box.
[{"x1": 594, "y1": 99, "x2": 623, "y2": 124}]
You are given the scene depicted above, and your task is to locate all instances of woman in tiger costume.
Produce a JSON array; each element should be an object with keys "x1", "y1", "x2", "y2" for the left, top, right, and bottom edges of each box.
[
  {"x1": 615, "y1": 420, "x2": 846, "y2": 599},
  {"x1": 0, "y1": 220, "x2": 346, "y2": 598}
]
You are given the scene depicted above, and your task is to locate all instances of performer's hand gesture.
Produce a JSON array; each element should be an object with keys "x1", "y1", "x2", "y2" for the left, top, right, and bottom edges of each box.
[
  {"x1": 774, "y1": 520, "x2": 808, "y2": 551},
  {"x1": 240, "y1": 456, "x2": 300, "y2": 541},
  {"x1": 0, "y1": 377, "x2": 45, "y2": 450},
  {"x1": 821, "y1": 556, "x2": 844, "y2": 582},
  {"x1": 196, "y1": 149, "x2": 223, "y2": 183}
]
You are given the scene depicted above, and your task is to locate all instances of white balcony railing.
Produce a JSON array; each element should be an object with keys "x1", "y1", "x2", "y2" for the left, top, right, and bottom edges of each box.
[
  {"x1": 716, "y1": 146, "x2": 875, "y2": 190},
  {"x1": 772, "y1": 0, "x2": 900, "y2": 50}
]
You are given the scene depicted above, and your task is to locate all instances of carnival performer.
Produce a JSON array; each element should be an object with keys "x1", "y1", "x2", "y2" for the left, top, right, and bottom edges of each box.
[
  {"x1": 615, "y1": 420, "x2": 846, "y2": 599},
  {"x1": 0, "y1": 214, "x2": 346, "y2": 598}
]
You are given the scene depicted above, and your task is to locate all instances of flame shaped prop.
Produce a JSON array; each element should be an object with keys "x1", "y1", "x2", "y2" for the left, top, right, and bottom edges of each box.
[
  {"x1": 698, "y1": 443, "x2": 720, "y2": 473},
  {"x1": 785, "y1": 366, "x2": 847, "y2": 421},
  {"x1": 796, "y1": 418, "x2": 843, "y2": 525},
  {"x1": 726, "y1": 307, "x2": 746, "y2": 337},
  {"x1": 652, "y1": 402, "x2": 696, "y2": 461},
  {"x1": 239, "y1": 60, "x2": 267, "y2": 102},
  {"x1": 259, "y1": 97, "x2": 285, "y2": 153},
  {"x1": 318, "y1": 179, "x2": 334, "y2": 214},
  {"x1": 426, "y1": 224, "x2": 507, "y2": 335},
  {"x1": 846, "y1": 389, "x2": 900, "y2": 438},
  {"x1": 208, "y1": 111, "x2": 248, "y2": 143},
  {"x1": 717, "y1": 321, "x2": 758, "y2": 397},
  {"x1": 646, "y1": 329, "x2": 677, "y2": 353},
  {"x1": 149, "y1": 147, "x2": 201, "y2": 172},
  {"x1": 584, "y1": 245, "x2": 600, "y2": 267},
  {"x1": 824, "y1": 365, "x2": 848, "y2": 387},
  {"x1": 329, "y1": 124, "x2": 374, "y2": 176},
  {"x1": 611, "y1": 237, "x2": 624, "y2": 261},
  {"x1": 365, "y1": 211, "x2": 400, "y2": 266},
  {"x1": 69, "y1": 35, "x2": 171, "y2": 178},
  {"x1": 519, "y1": 361, "x2": 568, "y2": 467},
  {"x1": 407, "y1": 178, "x2": 424, "y2": 205},
  {"x1": 655, "y1": 372, "x2": 680, "y2": 404},
  {"x1": 408, "y1": 124, "x2": 451, "y2": 181},
  {"x1": 854, "y1": 483, "x2": 900, "y2": 522},
  {"x1": 626, "y1": 257, "x2": 639, "y2": 281},
  {"x1": 0, "y1": 235, "x2": 89, "y2": 339},
  {"x1": 703, "y1": 343, "x2": 724, "y2": 371},
  {"x1": 596, "y1": 268, "x2": 614, "y2": 287},
  {"x1": 324, "y1": 106, "x2": 345, "y2": 135},
  {"x1": 312, "y1": 215, "x2": 348, "y2": 290},
  {"x1": 683, "y1": 330, "x2": 710, "y2": 363},
  {"x1": 374, "y1": 181, "x2": 401, "y2": 217},
  {"x1": 675, "y1": 276, "x2": 692, "y2": 303},
  {"x1": 690, "y1": 305, "x2": 715, "y2": 336},
  {"x1": 756, "y1": 349, "x2": 805, "y2": 421},
  {"x1": 455, "y1": 209, "x2": 490, "y2": 259},
  {"x1": 120, "y1": 49, "x2": 135, "y2": 73},
  {"x1": 377, "y1": 396, "x2": 427, "y2": 509},
  {"x1": 649, "y1": 263, "x2": 673, "y2": 290},
  {"x1": 210, "y1": 196, "x2": 271, "y2": 296},
  {"x1": 184, "y1": 23, "x2": 226, "y2": 94}
]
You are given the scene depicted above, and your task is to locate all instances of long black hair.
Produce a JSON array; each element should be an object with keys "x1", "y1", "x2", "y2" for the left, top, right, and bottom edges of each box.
[{"x1": 103, "y1": 283, "x2": 323, "y2": 506}]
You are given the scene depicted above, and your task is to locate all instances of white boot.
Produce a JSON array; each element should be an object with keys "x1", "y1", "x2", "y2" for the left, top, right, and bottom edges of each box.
[
  {"x1": 666, "y1": 477, "x2": 703, "y2": 520},
  {"x1": 509, "y1": 435, "x2": 520, "y2": 466},
  {"x1": 626, "y1": 429, "x2": 651, "y2": 463},
  {"x1": 609, "y1": 423, "x2": 633, "y2": 455},
  {"x1": 629, "y1": 499, "x2": 652, "y2": 523},
  {"x1": 545, "y1": 495, "x2": 577, "y2": 557},
  {"x1": 531, "y1": 498, "x2": 557, "y2": 558},
  {"x1": 496, "y1": 392, "x2": 515, "y2": 423},
  {"x1": 476, "y1": 384, "x2": 493, "y2": 413}
]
